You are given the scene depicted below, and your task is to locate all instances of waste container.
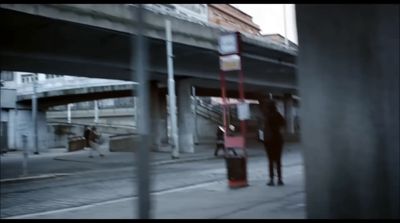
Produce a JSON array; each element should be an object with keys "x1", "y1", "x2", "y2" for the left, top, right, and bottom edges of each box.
[
  {"x1": 68, "y1": 136, "x2": 86, "y2": 152},
  {"x1": 225, "y1": 153, "x2": 248, "y2": 188}
]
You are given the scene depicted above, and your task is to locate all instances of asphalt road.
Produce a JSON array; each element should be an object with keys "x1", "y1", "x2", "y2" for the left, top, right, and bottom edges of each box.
[{"x1": 1, "y1": 149, "x2": 304, "y2": 219}]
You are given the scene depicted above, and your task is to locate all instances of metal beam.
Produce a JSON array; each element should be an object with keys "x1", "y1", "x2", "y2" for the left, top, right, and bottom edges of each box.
[{"x1": 241, "y1": 52, "x2": 297, "y2": 68}]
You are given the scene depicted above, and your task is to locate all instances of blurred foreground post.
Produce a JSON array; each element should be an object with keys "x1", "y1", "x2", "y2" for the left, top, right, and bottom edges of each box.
[{"x1": 132, "y1": 4, "x2": 151, "y2": 219}]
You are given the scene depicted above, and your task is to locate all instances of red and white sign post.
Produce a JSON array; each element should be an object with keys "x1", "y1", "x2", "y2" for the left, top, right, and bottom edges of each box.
[{"x1": 219, "y1": 32, "x2": 249, "y2": 188}]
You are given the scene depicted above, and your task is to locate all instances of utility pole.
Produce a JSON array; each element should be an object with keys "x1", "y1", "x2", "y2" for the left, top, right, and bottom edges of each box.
[
  {"x1": 165, "y1": 20, "x2": 179, "y2": 159},
  {"x1": 132, "y1": 4, "x2": 151, "y2": 219},
  {"x1": 32, "y1": 73, "x2": 39, "y2": 155}
]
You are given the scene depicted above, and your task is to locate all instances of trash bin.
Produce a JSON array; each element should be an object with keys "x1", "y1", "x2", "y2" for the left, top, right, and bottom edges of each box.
[
  {"x1": 225, "y1": 154, "x2": 248, "y2": 188},
  {"x1": 68, "y1": 136, "x2": 86, "y2": 152}
]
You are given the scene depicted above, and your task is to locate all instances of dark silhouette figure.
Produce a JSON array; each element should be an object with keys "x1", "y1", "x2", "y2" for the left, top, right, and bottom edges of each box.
[
  {"x1": 88, "y1": 126, "x2": 104, "y2": 158},
  {"x1": 259, "y1": 97, "x2": 286, "y2": 186},
  {"x1": 214, "y1": 126, "x2": 225, "y2": 156},
  {"x1": 84, "y1": 126, "x2": 91, "y2": 148}
]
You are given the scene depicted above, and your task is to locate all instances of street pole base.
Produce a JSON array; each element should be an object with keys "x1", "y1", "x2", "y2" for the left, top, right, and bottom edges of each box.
[
  {"x1": 34, "y1": 152, "x2": 39, "y2": 155},
  {"x1": 171, "y1": 155, "x2": 179, "y2": 159},
  {"x1": 228, "y1": 179, "x2": 248, "y2": 188}
]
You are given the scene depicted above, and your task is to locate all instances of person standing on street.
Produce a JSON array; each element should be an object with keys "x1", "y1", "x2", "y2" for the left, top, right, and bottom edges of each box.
[
  {"x1": 259, "y1": 96, "x2": 286, "y2": 186},
  {"x1": 214, "y1": 125, "x2": 225, "y2": 156},
  {"x1": 88, "y1": 126, "x2": 104, "y2": 158},
  {"x1": 84, "y1": 125, "x2": 91, "y2": 149}
]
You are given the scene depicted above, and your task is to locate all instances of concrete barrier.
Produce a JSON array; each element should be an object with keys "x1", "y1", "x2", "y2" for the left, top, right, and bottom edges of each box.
[
  {"x1": 68, "y1": 136, "x2": 86, "y2": 152},
  {"x1": 109, "y1": 134, "x2": 140, "y2": 152}
]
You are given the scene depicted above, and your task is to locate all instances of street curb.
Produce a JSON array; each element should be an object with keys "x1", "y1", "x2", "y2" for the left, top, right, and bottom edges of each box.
[
  {"x1": 0, "y1": 173, "x2": 72, "y2": 183},
  {"x1": 152, "y1": 155, "x2": 216, "y2": 166}
]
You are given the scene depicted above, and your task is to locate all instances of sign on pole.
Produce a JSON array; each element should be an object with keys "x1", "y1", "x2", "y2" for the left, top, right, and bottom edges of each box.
[
  {"x1": 237, "y1": 102, "x2": 250, "y2": 120},
  {"x1": 218, "y1": 33, "x2": 239, "y2": 55},
  {"x1": 220, "y1": 54, "x2": 241, "y2": 71}
]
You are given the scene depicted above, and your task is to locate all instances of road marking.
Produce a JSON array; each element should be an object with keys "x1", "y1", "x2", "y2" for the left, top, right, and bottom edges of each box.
[
  {"x1": 155, "y1": 180, "x2": 223, "y2": 195},
  {"x1": 4, "y1": 180, "x2": 224, "y2": 219}
]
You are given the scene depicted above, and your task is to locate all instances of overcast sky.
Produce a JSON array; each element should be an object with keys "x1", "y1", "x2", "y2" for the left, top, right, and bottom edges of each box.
[{"x1": 231, "y1": 4, "x2": 298, "y2": 44}]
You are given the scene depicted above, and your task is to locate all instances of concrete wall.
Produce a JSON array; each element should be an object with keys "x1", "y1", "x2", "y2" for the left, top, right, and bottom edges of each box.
[
  {"x1": 296, "y1": 5, "x2": 399, "y2": 218},
  {"x1": 0, "y1": 88, "x2": 16, "y2": 108},
  {"x1": 195, "y1": 112, "x2": 218, "y2": 142},
  {"x1": 47, "y1": 124, "x2": 82, "y2": 148},
  {"x1": 15, "y1": 109, "x2": 49, "y2": 152},
  {"x1": 109, "y1": 134, "x2": 140, "y2": 152},
  {"x1": 47, "y1": 108, "x2": 137, "y2": 127},
  {"x1": 1, "y1": 89, "x2": 17, "y2": 150}
]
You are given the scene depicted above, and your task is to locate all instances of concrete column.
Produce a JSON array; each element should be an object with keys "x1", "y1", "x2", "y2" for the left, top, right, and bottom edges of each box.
[
  {"x1": 15, "y1": 108, "x2": 48, "y2": 152},
  {"x1": 284, "y1": 94, "x2": 295, "y2": 134},
  {"x1": 8, "y1": 109, "x2": 17, "y2": 150},
  {"x1": 67, "y1": 104, "x2": 72, "y2": 124},
  {"x1": 150, "y1": 81, "x2": 162, "y2": 150},
  {"x1": 94, "y1": 101, "x2": 99, "y2": 124},
  {"x1": 296, "y1": 5, "x2": 399, "y2": 218},
  {"x1": 177, "y1": 79, "x2": 195, "y2": 153},
  {"x1": 192, "y1": 86, "x2": 199, "y2": 145},
  {"x1": 159, "y1": 92, "x2": 169, "y2": 144}
]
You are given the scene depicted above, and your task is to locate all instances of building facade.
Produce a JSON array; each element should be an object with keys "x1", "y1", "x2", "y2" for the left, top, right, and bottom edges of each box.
[
  {"x1": 143, "y1": 4, "x2": 261, "y2": 36},
  {"x1": 0, "y1": 71, "x2": 137, "y2": 151},
  {"x1": 144, "y1": 4, "x2": 208, "y2": 24},
  {"x1": 207, "y1": 4, "x2": 261, "y2": 35}
]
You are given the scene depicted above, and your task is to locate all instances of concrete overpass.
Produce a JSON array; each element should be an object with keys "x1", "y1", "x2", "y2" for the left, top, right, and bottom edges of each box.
[
  {"x1": 16, "y1": 77, "x2": 137, "y2": 109},
  {"x1": 0, "y1": 4, "x2": 299, "y2": 155},
  {"x1": 0, "y1": 4, "x2": 297, "y2": 95}
]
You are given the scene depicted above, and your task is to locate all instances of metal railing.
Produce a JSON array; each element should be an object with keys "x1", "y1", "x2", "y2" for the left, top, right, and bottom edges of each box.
[{"x1": 195, "y1": 99, "x2": 241, "y2": 127}]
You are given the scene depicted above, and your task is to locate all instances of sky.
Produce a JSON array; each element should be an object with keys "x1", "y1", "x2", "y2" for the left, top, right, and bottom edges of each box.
[{"x1": 231, "y1": 4, "x2": 298, "y2": 44}]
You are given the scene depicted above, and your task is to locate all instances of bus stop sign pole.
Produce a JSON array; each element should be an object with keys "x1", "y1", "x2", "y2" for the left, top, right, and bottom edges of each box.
[{"x1": 218, "y1": 32, "x2": 248, "y2": 188}]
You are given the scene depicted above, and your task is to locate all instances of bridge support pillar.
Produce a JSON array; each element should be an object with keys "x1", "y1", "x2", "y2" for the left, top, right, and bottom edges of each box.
[
  {"x1": 150, "y1": 81, "x2": 165, "y2": 150},
  {"x1": 177, "y1": 79, "x2": 195, "y2": 153},
  {"x1": 159, "y1": 92, "x2": 169, "y2": 145}
]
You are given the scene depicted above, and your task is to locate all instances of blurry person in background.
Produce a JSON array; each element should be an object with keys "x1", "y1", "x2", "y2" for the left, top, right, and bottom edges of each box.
[
  {"x1": 88, "y1": 126, "x2": 104, "y2": 158},
  {"x1": 259, "y1": 96, "x2": 286, "y2": 186},
  {"x1": 214, "y1": 125, "x2": 225, "y2": 156},
  {"x1": 214, "y1": 125, "x2": 238, "y2": 157},
  {"x1": 84, "y1": 125, "x2": 91, "y2": 149}
]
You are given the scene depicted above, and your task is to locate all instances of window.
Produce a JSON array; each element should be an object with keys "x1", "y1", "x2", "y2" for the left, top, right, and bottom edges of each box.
[
  {"x1": 0, "y1": 71, "x2": 14, "y2": 81},
  {"x1": 21, "y1": 74, "x2": 33, "y2": 83},
  {"x1": 46, "y1": 74, "x2": 63, "y2": 79}
]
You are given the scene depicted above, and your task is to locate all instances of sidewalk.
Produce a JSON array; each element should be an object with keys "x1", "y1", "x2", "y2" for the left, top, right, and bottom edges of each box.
[
  {"x1": 0, "y1": 140, "x2": 301, "y2": 183},
  {"x1": 3, "y1": 148, "x2": 305, "y2": 219},
  {"x1": 8, "y1": 178, "x2": 306, "y2": 219}
]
